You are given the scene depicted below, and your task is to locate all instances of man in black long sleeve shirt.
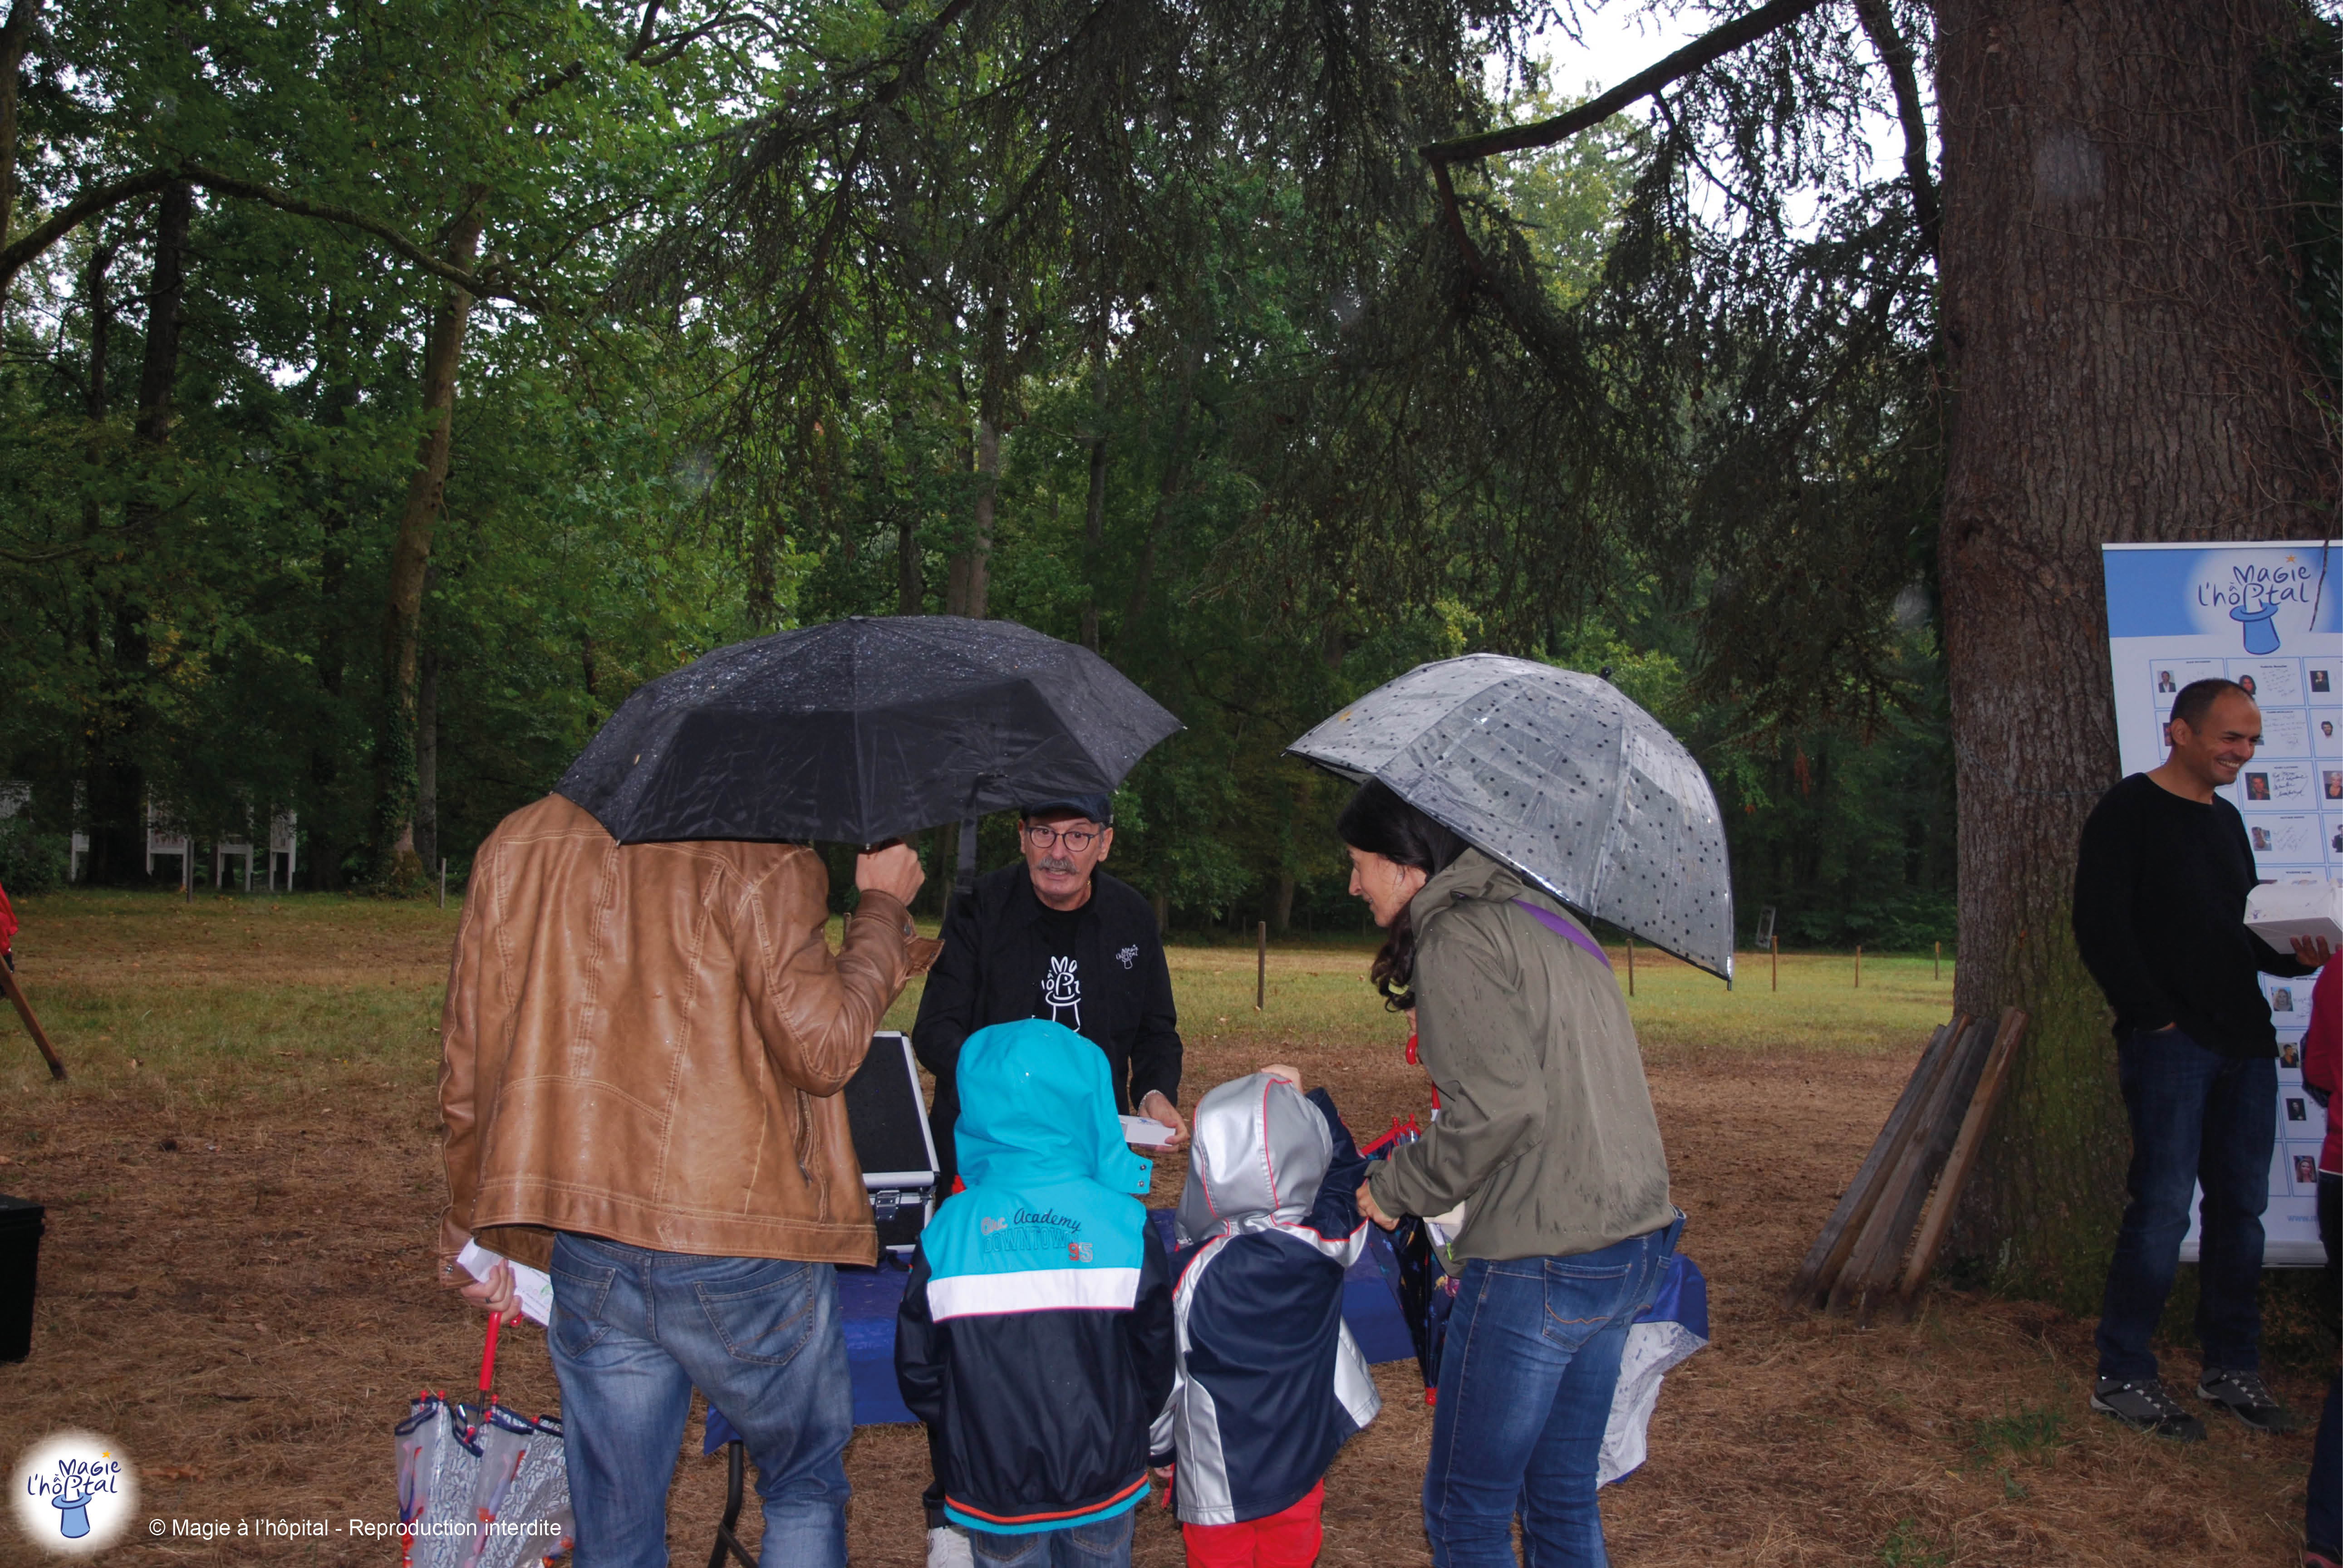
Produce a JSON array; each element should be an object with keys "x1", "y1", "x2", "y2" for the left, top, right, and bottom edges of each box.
[
  {"x1": 912, "y1": 798, "x2": 1184, "y2": 1187},
  {"x1": 908, "y1": 794, "x2": 1184, "y2": 1567},
  {"x1": 2073, "y1": 679, "x2": 2330, "y2": 1441}
]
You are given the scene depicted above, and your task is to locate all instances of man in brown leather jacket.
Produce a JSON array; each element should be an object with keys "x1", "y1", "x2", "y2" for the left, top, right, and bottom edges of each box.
[{"x1": 438, "y1": 792, "x2": 935, "y2": 1568}]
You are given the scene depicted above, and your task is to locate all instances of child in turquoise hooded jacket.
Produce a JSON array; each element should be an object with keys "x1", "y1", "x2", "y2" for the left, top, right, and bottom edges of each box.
[{"x1": 896, "y1": 1019, "x2": 1175, "y2": 1564}]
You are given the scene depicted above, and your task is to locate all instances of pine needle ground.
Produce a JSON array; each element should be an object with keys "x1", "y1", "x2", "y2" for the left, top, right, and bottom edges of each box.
[{"x1": 0, "y1": 892, "x2": 2322, "y2": 1565}]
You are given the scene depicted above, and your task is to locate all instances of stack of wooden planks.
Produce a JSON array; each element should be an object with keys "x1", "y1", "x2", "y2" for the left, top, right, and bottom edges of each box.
[{"x1": 1783, "y1": 1007, "x2": 2029, "y2": 1323}]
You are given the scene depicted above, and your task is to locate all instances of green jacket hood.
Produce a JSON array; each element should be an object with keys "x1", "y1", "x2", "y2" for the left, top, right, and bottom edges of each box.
[{"x1": 1410, "y1": 847, "x2": 1529, "y2": 929}]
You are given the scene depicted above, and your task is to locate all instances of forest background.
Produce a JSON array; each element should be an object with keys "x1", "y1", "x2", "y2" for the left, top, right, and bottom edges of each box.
[{"x1": 0, "y1": 0, "x2": 2240, "y2": 953}]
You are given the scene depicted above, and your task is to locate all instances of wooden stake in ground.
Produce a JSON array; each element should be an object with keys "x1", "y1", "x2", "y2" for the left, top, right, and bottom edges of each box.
[
  {"x1": 1830, "y1": 1015, "x2": 1999, "y2": 1321},
  {"x1": 1255, "y1": 921, "x2": 1266, "y2": 1011},
  {"x1": 1933, "y1": 941, "x2": 1940, "y2": 980},
  {"x1": 1854, "y1": 945, "x2": 1861, "y2": 988},
  {"x1": 1626, "y1": 936, "x2": 1635, "y2": 996},
  {"x1": 1772, "y1": 933, "x2": 1778, "y2": 991},
  {"x1": 1783, "y1": 1015, "x2": 1966, "y2": 1309},
  {"x1": 1894, "y1": 1008, "x2": 2028, "y2": 1316},
  {"x1": 0, "y1": 962, "x2": 66, "y2": 1080}
]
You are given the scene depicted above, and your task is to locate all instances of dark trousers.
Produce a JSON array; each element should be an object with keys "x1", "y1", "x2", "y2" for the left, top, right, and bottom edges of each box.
[
  {"x1": 925, "y1": 1421, "x2": 948, "y2": 1528},
  {"x1": 2309, "y1": 1171, "x2": 2339, "y2": 1560},
  {"x1": 2093, "y1": 1029, "x2": 2276, "y2": 1382}
]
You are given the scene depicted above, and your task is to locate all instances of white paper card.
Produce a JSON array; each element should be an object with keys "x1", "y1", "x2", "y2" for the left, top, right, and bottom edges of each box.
[
  {"x1": 457, "y1": 1238, "x2": 554, "y2": 1326},
  {"x1": 1119, "y1": 1115, "x2": 1176, "y2": 1148}
]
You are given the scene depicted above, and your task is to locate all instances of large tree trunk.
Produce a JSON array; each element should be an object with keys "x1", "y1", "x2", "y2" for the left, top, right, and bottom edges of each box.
[
  {"x1": 74, "y1": 237, "x2": 115, "y2": 879},
  {"x1": 415, "y1": 642, "x2": 438, "y2": 874},
  {"x1": 0, "y1": 0, "x2": 39, "y2": 265},
  {"x1": 1935, "y1": 0, "x2": 2336, "y2": 1305},
  {"x1": 946, "y1": 412, "x2": 1000, "y2": 617},
  {"x1": 87, "y1": 185, "x2": 192, "y2": 881},
  {"x1": 897, "y1": 506, "x2": 923, "y2": 616},
  {"x1": 373, "y1": 202, "x2": 484, "y2": 886}
]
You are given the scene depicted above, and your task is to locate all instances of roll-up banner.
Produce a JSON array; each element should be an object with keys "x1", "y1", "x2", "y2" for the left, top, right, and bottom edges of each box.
[{"x1": 2100, "y1": 541, "x2": 2339, "y2": 1266}]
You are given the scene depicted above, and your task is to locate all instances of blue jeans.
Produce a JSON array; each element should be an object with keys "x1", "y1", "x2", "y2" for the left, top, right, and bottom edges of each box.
[
  {"x1": 547, "y1": 1234, "x2": 854, "y2": 1568},
  {"x1": 2092, "y1": 1030, "x2": 2275, "y2": 1382},
  {"x1": 1422, "y1": 1215, "x2": 1682, "y2": 1568},
  {"x1": 967, "y1": 1510, "x2": 1135, "y2": 1567}
]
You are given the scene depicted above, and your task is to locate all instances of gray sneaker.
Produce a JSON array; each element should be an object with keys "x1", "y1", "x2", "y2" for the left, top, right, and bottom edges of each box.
[
  {"x1": 2092, "y1": 1376, "x2": 2207, "y2": 1440},
  {"x1": 2197, "y1": 1368, "x2": 2297, "y2": 1433}
]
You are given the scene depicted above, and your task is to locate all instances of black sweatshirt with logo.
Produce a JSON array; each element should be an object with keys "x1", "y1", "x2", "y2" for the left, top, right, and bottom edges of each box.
[
  {"x1": 2073, "y1": 772, "x2": 2310, "y2": 1057},
  {"x1": 912, "y1": 865, "x2": 1182, "y2": 1183}
]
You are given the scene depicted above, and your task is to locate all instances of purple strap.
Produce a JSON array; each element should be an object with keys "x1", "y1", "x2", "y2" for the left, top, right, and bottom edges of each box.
[{"x1": 1511, "y1": 899, "x2": 1613, "y2": 971}]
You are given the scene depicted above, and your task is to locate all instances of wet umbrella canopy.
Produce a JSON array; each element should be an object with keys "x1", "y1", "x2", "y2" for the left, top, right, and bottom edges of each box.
[
  {"x1": 1288, "y1": 654, "x2": 1734, "y2": 980},
  {"x1": 558, "y1": 616, "x2": 1179, "y2": 845}
]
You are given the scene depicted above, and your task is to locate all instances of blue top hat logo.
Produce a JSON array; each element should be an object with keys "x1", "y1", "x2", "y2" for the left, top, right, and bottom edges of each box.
[
  {"x1": 52, "y1": 1490, "x2": 93, "y2": 1539},
  {"x1": 2230, "y1": 598, "x2": 2282, "y2": 654}
]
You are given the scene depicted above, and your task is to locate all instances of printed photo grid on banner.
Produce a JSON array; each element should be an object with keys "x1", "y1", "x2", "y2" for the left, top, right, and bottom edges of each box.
[{"x1": 2102, "y1": 540, "x2": 2340, "y2": 1266}]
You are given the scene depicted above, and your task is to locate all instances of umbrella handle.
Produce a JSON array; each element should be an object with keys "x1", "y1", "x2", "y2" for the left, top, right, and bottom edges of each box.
[{"x1": 478, "y1": 1312, "x2": 501, "y2": 1408}]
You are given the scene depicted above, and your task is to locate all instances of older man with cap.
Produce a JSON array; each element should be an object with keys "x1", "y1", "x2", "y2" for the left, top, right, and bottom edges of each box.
[{"x1": 909, "y1": 794, "x2": 1185, "y2": 1566}]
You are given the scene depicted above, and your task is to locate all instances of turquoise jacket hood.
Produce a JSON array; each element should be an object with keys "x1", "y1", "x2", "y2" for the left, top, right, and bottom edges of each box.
[
  {"x1": 953, "y1": 1019, "x2": 1154, "y2": 1196},
  {"x1": 919, "y1": 1020, "x2": 1154, "y2": 1315}
]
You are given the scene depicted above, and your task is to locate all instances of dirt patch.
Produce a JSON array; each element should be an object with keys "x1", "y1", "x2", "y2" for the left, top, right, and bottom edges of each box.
[{"x1": 0, "y1": 959, "x2": 2327, "y2": 1564}]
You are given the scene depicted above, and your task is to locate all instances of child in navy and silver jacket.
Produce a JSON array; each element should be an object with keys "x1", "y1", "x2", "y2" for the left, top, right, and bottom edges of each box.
[
  {"x1": 1151, "y1": 1068, "x2": 1381, "y2": 1566},
  {"x1": 895, "y1": 1019, "x2": 1175, "y2": 1567}
]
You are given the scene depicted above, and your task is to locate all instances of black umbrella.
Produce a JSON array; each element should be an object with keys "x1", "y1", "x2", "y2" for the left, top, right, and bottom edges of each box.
[{"x1": 556, "y1": 616, "x2": 1181, "y2": 848}]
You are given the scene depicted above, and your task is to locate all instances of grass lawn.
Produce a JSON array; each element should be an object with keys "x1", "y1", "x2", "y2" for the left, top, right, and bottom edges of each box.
[{"x1": 0, "y1": 888, "x2": 2323, "y2": 1567}]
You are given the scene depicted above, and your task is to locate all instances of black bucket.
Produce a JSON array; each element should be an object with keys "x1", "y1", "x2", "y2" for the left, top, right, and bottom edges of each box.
[{"x1": 0, "y1": 1193, "x2": 45, "y2": 1363}]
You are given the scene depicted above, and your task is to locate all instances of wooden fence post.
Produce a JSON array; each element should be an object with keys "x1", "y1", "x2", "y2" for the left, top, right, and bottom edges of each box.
[{"x1": 1255, "y1": 921, "x2": 1266, "y2": 1010}]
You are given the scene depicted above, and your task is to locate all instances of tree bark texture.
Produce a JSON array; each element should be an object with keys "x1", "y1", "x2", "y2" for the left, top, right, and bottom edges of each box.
[
  {"x1": 1935, "y1": 0, "x2": 2337, "y2": 1305},
  {"x1": 897, "y1": 506, "x2": 923, "y2": 617},
  {"x1": 415, "y1": 642, "x2": 438, "y2": 874},
  {"x1": 86, "y1": 187, "x2": 192, "y2": 881},
  {"x1": 373, "y1": 203, "x2": 484, "y2": 884},
  {"x1": 0, "y1": 0, "x2": 39, "y2": 260},
  {"x1": 946, "y1": 413, "x2": 1000, "y2": 617}
]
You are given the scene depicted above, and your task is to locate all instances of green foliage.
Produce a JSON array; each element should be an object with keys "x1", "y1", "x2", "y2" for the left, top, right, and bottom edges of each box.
[
  {"x1": 1877, "y1": 1519, "x2": 1949, "y2": 1568},
  {"x1": 1962, "y1": 1405, "x2": 2068, "y2": 1467},
  {"x1": 0, "y1": 0, "x2": 784, "y2": 884},
  {"x1": 0, "y1": 820, "x2": 69, "y2": 896},
  {"x1": 0, "y1": 0, "x2": 1961, "y2": 946}
]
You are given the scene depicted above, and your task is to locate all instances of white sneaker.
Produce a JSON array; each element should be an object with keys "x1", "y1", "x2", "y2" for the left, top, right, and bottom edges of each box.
[{"x1": 927, "y1": 1524, "x2": 975, "y2": 1568}]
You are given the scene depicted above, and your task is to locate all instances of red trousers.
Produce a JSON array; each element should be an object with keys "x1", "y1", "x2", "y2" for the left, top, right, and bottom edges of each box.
[{"x1": 1181, "y1": 1481, "x2": 1324, "y2": 1568}]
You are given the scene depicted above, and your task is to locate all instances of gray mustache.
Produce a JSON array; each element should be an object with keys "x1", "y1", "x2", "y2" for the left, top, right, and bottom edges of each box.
[{"x1": 1037, "y1": 858, "x2": 1080, "y2": 874}]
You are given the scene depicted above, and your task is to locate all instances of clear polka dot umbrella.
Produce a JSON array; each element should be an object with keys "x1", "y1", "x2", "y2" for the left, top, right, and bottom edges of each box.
[{"x1": 1287, "y1": 654, "x2": 1735, "y2": 982}]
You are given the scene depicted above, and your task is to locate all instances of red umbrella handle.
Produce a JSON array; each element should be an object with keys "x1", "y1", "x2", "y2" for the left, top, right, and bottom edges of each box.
[{"x1": 479, "y1": 1312, "x2": 501, "y2": 1407}]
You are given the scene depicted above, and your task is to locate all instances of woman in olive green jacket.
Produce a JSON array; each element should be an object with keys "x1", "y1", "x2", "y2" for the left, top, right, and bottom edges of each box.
[{"x1": 1342, "y1": 780, "x2": 1679, "y2": 1568}]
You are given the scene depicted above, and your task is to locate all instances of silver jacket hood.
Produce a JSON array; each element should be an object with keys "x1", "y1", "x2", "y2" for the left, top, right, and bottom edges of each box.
[{"x1": 1176, "y1": 1073, "x2": 1341, "y2": 1248}]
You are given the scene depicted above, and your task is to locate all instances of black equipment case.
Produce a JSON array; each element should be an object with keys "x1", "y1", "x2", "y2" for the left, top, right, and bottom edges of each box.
[{"x1": 842, "y1": 1032, "x2": 939, "y2": 1254}]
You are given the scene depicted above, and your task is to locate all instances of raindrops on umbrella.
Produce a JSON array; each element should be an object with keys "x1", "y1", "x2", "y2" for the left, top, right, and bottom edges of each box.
[
  {"x1": 1288, "y1": 654, "x2": 1735, "y2": 980},
  {"x1": 559, "y1": 616, "x2": 1180, "y2": 845}
]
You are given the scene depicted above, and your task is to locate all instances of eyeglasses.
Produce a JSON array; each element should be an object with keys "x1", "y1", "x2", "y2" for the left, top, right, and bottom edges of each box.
[{"x1": 1023, "y1": 823, "x2": 1102, "y2": 853}]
